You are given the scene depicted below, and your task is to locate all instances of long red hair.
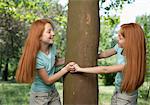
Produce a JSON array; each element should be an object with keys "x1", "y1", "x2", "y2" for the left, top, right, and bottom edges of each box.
[
  {"x1": 15, "y1": 19, "x2": 53, "y2": 83},
  {"x1": 120, "y1": 23, "x2": 146, "y2": 92}
]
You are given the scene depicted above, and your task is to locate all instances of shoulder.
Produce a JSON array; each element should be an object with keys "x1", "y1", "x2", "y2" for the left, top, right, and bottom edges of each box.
[
  {"x1": 36, "y1": 52, "x2": 45, "y2": 69},
  {"x1": 36, "y1": 51, "x2": 44, "y2": 59},
  {"x1": 114, "y1": 44, "x2": 123, "y2": 53}
]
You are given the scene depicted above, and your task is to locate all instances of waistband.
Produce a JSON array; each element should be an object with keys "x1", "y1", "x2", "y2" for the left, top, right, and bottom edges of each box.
[
  {"x1": 30, "y1": 88, "x2": 58, "y2": 97},
  {"x1": 115, "y1": 89, "x2": 138, "y2": 96}
]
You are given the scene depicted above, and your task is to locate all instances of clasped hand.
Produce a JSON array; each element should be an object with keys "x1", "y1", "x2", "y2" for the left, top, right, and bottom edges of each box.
[{"x1": 65, "y1": 62, "x2": 81, "y2": 73}]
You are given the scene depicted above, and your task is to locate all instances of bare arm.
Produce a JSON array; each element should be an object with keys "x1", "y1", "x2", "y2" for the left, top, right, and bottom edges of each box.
[
  {"x1": 98, "y1": 48, "x2": 116, "y2": 59},
  {"x1": 74, "y1": 64, "x2": 124, "y2": 74},
  {"x1": 37, "y1": 62, "x2": 74, "y2": 85}
]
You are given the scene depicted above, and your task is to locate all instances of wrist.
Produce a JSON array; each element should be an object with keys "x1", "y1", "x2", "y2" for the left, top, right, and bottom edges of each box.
[
  {"x1": 62, "y1": 67, "x2": 68, "y2": 73},
  {"x1": 77, "y1": 67, "x2": 83, "y2": 72}
]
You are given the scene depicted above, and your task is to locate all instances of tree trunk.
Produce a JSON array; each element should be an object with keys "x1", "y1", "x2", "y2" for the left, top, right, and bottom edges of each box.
[
  {"x1": 3, "y1": 58, "x2": 9, "y2": 81},
  {"x1": 64, "y1": 0, "x2": 100, "y2": 105},
  {"x1": 0, "y1": 66, "x2": 1, "y2": 79}
]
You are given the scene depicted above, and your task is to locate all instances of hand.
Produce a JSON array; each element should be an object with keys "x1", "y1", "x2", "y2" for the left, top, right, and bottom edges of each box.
[
  {"x1": 73, "y1": 64, "x2": 81, "y2": 72},
  {"x1": 69, "y1": 64, "x2": 81, "y2": 73},
  {"x1": 64, "y1": 62, "x2": 75, "y2": 72}
]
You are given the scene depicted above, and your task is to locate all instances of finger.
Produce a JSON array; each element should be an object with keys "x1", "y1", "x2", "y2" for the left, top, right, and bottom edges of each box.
[
  {"x1": 70, "y1": 68, "x2": 75, "y2": 71},
  {"x1": 73, "y1": 64, "x2": 78, "y2": 67},
  {"x1": 70, "y1": 70, "x2": 76, "y2": 73},
  {"x1": 69, "y1": 66, "x2": 75, "y2": 69},
  {"x1": 69, "y1": 62, "x2": 76, "y2": 65}
]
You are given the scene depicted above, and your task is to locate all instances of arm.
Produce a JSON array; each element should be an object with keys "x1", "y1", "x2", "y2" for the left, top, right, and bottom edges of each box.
[
  {"x1": 74, "y1": 64, "x2": 124, "y2": 74},
  {"x1": 98, "y1": 48, "x2": 116, "y2": 59},
  {"x1": 37, "y1": 62, "x2": 74, "y2": 85}
]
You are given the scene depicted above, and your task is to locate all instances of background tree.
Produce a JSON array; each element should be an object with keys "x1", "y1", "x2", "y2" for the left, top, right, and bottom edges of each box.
[
  {"x1": 98, "y1": 16, "x2": 120, "y2": 85},
  {"x1": 98, "y1": 0, "x2": 134, "y2": 85},
  {"x1": 0, "y1": 0, "x2": 67, "y2": 81},
  {"x1": 0, "y1": 0, "x2": 149, "y2": 104},
  {"x1": 136, "y1": 15, "x2": 150, "y2": 100}
]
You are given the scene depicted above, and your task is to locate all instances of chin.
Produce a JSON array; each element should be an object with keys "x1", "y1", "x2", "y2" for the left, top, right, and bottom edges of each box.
[
  {"x1": 49, "y1": 41, "x2": 53, "y2": 44},
  {"x1": 118, "y1": 44, "x2": 123, "y2": 48}
]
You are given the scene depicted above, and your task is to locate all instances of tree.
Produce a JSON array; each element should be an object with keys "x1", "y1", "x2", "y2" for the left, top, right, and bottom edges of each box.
[
  {"x1": 0, "y1": 0, "x2": 67, "y2": 80},
  {"x1": 136, "y1": 15, "x2": 150, "y2": 100},
  {"x1": 98, "y1": 16, "x2": 120, "y2": 85},
  {"x1": 0, "y1": 12, "x2": 26, "y2": 81},
  {"x1": 63, "y1": 0, "x2": 99, "y2": 104},
  {"x1": 98, "y1": 0, "x2": 134, "y2": 85},
  {"x1": 99, "y1": 0, "x2": 134, "y2": 16}
]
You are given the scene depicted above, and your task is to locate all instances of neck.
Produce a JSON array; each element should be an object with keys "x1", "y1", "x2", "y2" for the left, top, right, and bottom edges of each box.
[{"x1": 40, "y1": 43, "x2": 51, "y2": 55}]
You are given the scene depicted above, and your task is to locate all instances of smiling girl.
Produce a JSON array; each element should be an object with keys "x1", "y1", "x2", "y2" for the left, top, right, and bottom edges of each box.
[
  {"x1": 15, "y1": 19, "x2": 74, "y2": 105},
  {"x1": 73, "y1": 23, "x2": 146, "y2": 105}
]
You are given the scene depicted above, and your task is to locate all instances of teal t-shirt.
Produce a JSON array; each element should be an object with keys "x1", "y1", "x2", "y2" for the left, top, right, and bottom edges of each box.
[
  {"x1": 114, "y1": 44, "x2": 125, "y2": 90},
  {"x1": 31, "y1": 44, "x2": 57, "y2": 92}
]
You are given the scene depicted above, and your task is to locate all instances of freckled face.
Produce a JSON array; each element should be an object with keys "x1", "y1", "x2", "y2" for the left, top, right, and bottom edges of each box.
[{"x1": 40, "y1": 23, "x2": 55, "y2": 44}]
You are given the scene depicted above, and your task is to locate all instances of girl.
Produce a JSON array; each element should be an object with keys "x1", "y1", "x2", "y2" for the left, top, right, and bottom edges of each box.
[
  {"x1": 73, "y1": 23, "x2": 146, "y2": 105},
  {"x1": 15, "y1": 19, "x2": 74, "y2": 105}
]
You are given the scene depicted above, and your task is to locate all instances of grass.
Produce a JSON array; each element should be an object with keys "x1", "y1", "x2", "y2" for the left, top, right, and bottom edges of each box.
[
  {"x1": 99, "y1": 86, "x2": 114, "y2": 105},
  {"x1": 0, "y1": 82, "x2": 30, "y2": 105},
  {"x1": 0, "y1": 82, "x2": 149, "y2": 105}
]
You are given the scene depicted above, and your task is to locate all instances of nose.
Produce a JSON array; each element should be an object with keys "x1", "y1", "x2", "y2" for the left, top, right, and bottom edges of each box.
[{"x1": 51, "y1": 30, "x2": 55, "y2": 36}]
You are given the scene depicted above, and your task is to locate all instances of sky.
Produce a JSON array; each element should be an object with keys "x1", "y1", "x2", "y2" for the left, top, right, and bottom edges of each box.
[
  {"x1": 59, "y1": 0, "x2": 150, "y2": 24},
  {"x1": 120, "y1": 0, "x2": 150, "y2": 24}
]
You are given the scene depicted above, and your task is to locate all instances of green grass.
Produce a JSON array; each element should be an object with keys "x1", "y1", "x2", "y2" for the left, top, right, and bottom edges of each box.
[
  {"x1": 99, "y1": 86, "x2": 114, "y2": 105},
  {"x1": 0, "y1": 82, "x2": 149, "y2": 105},
  {"x1": 0, "y1": 82, "x2": 30, "y2": 105}
]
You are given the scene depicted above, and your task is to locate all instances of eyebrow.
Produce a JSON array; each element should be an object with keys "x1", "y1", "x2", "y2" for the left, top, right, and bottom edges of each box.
[
  {"x1": 47, "y1": 28, "x2": 52, "y2": 31},
  {"x1": 49, "y1": 27, "x2": 54, "y2": 30}
]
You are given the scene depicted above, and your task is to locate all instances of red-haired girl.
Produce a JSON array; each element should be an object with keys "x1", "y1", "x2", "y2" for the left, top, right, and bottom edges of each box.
[
  {"x1": 15, "y1": 19, "x2": 74, "y2": 105},
  {"x1": 73, "y1": 23, "x2": 146, "y2": 105}
]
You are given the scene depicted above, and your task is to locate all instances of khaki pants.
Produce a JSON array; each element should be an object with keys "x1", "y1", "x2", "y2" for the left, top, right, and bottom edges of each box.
[
  {"x1": 111, "y1": 90, "x2": 138, "y2": 105},
  {"x1": 30, "y1": 89, "x2": 61, "y2": 105}
]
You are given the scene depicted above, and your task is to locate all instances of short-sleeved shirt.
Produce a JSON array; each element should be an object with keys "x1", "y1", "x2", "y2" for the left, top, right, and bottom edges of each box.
[
  {"x1": 114, "y1": 44, "x2": 125, "y2": 90},
  {"x1": 31, "y1": 44, "x2": 57, "y2": 92}
]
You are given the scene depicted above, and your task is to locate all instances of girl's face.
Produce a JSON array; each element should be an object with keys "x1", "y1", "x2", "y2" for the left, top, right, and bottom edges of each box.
[
  {"x1": 117, "y1": 32, "x2": 125, "y2": 48},
  {"x1": 40, "y1": 23, "x2": 55, "y2": 44}
]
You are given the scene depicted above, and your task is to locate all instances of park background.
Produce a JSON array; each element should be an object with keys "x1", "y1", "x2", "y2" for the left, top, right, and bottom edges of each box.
[{"x1": 0, "y1": 0, "x2": 150, "y2": 105}]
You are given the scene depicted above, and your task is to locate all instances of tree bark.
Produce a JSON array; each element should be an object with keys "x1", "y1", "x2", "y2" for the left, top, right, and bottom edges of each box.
[{"x1": 64, "y1": 0, "x2": 100, "y2": 105}]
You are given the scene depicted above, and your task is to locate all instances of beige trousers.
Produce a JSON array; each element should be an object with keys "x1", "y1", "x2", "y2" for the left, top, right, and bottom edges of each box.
[
  {"x1": 111, "y1": 90, "x2": 138, "y2": 105},
  {"x1": 30, "y1": 89, "x2": 61, "y2": 105}
]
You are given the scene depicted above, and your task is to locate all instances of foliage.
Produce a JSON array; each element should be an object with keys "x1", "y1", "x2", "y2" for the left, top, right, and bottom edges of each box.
[
  {"x1": 0, "y1": 11, "x2": 26, "y2": 80},
  {"x1": 97, "y1": 0, "x2": 135, "y2": 85},
  {"x1": 0, "y1": 0, "x2": 135, "y2": 82},
  {"x1": 136, "y1": 15, "x2": 150, "y2": 69},
  {"x1": 99, "y1": 0, "x2": 135, "y2": 16},
  {"x1": 0, "y1": 0, "x2": 149, "y2": 104},
  {"x1": 139, "y1": 82, "x2": 150, "y2": 100},
  {"x1": 0, "y1": 82, "x2": 30, "y2": 105},
  {"x1": 0, "y1": 0, "x2": 67, "y2": 80},
  {"x1": 98, "y1": 16, "x2": 120, "y2": 85},
  {"x1": 136, "y1": 15, "x2": 150, "y2": 100}
]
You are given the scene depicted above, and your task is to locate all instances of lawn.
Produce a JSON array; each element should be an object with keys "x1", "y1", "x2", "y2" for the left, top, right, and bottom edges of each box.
[{"x1": 0, "y1": 82, "x2": 149, "y2": 105}]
